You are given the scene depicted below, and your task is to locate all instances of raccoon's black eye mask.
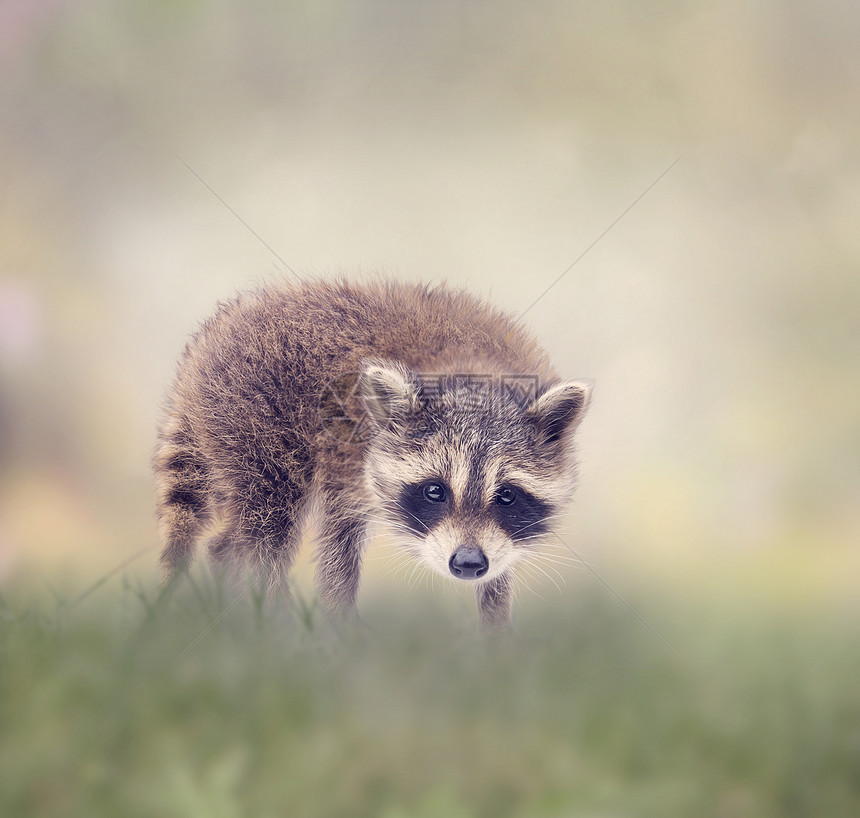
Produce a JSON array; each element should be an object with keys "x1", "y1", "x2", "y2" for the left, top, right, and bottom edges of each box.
[
  {"x1": 397, "y1": 480, "x2": 451, "y2": 534},
  {"x1": 395, "y1": 478, "x2": 553, "y2": 540},
  {"x1": 491, "y1": 485, "x2": 553, "y2": 541}
]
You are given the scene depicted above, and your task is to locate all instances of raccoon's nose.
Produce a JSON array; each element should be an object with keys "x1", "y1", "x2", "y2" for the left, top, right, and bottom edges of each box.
[{"x1": 448, "y1": 547, "x2": 489, "y2": 580}]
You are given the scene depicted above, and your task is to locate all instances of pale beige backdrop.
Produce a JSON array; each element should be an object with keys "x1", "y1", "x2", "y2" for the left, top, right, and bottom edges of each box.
[{"x1": 1, "y1": 0, "x2": 858, "y2": 610}]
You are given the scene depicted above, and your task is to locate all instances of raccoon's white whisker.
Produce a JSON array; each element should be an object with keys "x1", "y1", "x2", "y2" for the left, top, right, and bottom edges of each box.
[
  {"x1": 356, "y1": 512, "x2": 394, "y2": 524},
  {"x1": 366, "y1": 527, "x2": 418, "y2": 544},
  {"x1": 365, "y1": 539, "x2": 408, "y2": 561},
  {"x1": 538, "y1": 539, "x2": 590, "y2": 554},
  {"x1": 511, "y1": 514, "x2": 556, "y2": 539},
  {"x1": 528, "y1": 544, "x2": 595, "y2": 569},
  {"x1": 516, "y1": 559, "x2": 568, "y2": 595},
  {"x1": 398, "y1": 508, "x2": 432, "y2": 534},
  {"x1": 367, "y1": 550, "x2": 414, "y2": 567},
  {"x1": 537, "y1": 538, "x2": 582, "y2": 550},
  {"x1": 509, "y1": 514, "x2": 564, "y2": 540},
  {"x1": 406, "y1": 562, "x2": 429, "y2": 596},
  {"x1": 402, "y1": 562, "x2": 419, "y2": 595},
  {"x1": 365, "y1": 526, "x2": 423, "y2": 547},
  {"x1": 532, "y1": 557, "x2": 588, "y2": 573},
  {"x1": 416, "y1": 564, "x2": 434, "y2": 595},
  {"x1": 529, "y1": 550, "x2": 593, "y2": 569},
  {"x1": 512, "y1": 533, "x2": 552, "y2": 546},
  {"x1": 378, "y1": 563, "x2": 400, "y2": 580},
  {"x1": 378, "y1": 553, "x2": 415, "y2": 580},
  {"x1": 529, "y1": 540, "x2": 595, "y2": 563},
  {"x1": 513, "y1": 569, "x2": 550, "y2": 605},
  {"x1": 357, "y1": 513, "x2": 416, "y2": 533},
  {"x1": 537, "y1": 560, "x2": 567, "y2": 588},
  {"x1": 364, "y1": 529, "x2": 415, "y2": 545},
  {"x1": 512, "y1": 535, "x2": 579, "y2": 553},
  {"x1": 516, "y1": 558, "x2": 563, "y2": 593}
]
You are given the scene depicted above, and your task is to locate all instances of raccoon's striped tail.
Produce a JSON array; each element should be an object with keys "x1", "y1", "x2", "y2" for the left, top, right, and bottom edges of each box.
[{"x1": 153, "y1": 427, "x2": 212, "y2": 583}]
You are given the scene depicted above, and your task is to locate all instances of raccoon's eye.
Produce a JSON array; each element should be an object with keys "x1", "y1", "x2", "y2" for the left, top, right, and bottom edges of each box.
[
  {"x1": 495, "y1": 486, "x2": 517, "y2": 506},
  {"x1": 423, "y1": 482, "x2": 447, "y2": 503}
]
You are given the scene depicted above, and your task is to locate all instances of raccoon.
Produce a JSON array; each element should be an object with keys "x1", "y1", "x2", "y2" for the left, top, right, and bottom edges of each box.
[{"x1": 153, "y1": 278, "x2": 591, "y2": 627}]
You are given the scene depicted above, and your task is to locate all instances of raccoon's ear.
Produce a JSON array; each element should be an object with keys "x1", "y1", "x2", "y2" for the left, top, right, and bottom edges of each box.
[
  {"x1": 358, "y1": 360, "x2": 419, "y2": 427},
  {"x1": 527, "y1": 381, "x2": 592, "y2": 444}
]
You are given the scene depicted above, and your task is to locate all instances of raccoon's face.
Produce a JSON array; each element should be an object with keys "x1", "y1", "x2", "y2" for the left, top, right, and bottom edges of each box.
[{"x1": 359, "y1": 361, "x2": 591, "y2": 584}]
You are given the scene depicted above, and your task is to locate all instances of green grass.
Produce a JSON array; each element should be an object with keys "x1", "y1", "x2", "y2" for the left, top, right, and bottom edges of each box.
[{"x1": 0, "y1": 569, "x2": 858, "y2": 818}]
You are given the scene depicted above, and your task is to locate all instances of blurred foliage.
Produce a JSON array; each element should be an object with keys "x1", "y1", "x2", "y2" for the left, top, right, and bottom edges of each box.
[{"x1": 1, "y1": 577, "x2": 858, "y2": 818}]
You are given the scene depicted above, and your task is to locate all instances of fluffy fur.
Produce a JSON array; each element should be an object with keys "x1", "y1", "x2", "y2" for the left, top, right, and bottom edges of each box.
[{"x1": 153, "y1": 278, "x2": 591, "y2": 627}]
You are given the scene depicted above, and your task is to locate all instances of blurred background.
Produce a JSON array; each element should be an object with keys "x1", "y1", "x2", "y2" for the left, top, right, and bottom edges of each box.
[{"x1": 1, "y1": 0, "x2": 858, "y2": 608}]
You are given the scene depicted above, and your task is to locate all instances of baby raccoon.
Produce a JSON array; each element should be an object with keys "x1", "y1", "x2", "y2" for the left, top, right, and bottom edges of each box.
[{"x1": 154, "y1": 278, "x2": 591, "y2": 627}]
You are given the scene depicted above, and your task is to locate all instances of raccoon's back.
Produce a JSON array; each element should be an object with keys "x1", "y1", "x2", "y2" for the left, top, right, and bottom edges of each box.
[{"x1": 163, "y1": 278, "x2": 555, "y2": 453}]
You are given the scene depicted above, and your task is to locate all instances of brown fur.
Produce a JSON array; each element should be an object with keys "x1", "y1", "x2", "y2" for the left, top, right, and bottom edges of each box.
[{"x1": 153, "y1": 278, "x2": 590, "y2": 626}]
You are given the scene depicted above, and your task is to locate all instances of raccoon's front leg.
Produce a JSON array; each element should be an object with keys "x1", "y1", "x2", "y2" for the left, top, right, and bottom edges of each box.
[
  {"x1": 314, "y1": 491, "x2": 367, "y2": 617},
  {"x1": 477, "y1": 572, "x2": 514, "y2": 629}
]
